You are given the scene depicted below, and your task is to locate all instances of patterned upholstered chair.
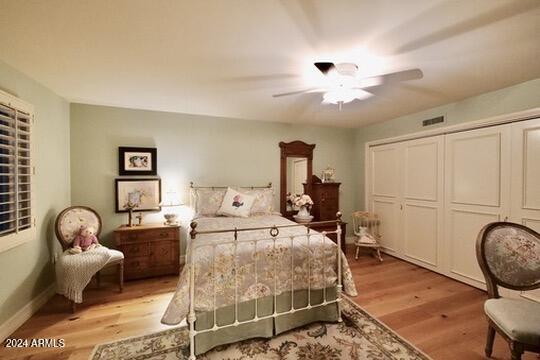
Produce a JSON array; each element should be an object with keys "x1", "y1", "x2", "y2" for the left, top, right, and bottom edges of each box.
[
  {"x1": 476, "y1": 222, "x2": 540, "y2": 360},
  {"x1": 55, "y1": 206, "x2": 124, "y2": 312}
]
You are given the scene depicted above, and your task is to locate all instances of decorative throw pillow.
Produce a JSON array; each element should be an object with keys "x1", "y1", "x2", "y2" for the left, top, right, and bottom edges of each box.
[
  {"x1": 217, "y1": 188, "x2": 256, "y2": 218},
  {"x1": 241, "y1": 188, "x2": 274, "y2": 215},
  {"x1": 192, "y1": 188, "x2": 227, "y2": 217}
]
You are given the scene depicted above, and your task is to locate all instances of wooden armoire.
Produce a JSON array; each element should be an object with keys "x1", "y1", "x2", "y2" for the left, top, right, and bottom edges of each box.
[{"x1": 304, "y1": 179, "x2": 341, "y2": 221}]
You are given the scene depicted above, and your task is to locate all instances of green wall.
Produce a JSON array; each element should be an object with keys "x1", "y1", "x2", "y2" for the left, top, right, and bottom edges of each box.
[
  {"x1": 70, "y1": 104, "x2": 358, "y2": 252},
  {"x1": 0, "y1": 61, "x2": 71, "y2": 325},
  {"x1": 354, "y1": 78, "x2": 540, "y2": 208}
]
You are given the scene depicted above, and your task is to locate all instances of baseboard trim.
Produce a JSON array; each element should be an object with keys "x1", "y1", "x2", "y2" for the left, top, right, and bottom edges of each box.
[{"x1": 0, "y1": 282, "x2": 56, "y2": 342}]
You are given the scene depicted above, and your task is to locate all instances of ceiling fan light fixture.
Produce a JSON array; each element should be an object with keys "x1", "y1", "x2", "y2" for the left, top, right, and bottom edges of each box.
[{"x1": 322, "y1": 88, "x2": 372, "y2": 105}]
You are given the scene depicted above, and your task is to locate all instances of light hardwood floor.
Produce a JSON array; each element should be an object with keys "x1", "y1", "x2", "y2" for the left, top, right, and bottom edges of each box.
[{"x1": 0, "y1": 246, "x2": 537, "y2": 359}]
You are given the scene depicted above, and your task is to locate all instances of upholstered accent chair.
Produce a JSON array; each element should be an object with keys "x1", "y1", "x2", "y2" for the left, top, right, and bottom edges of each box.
[
  {"x1": 352, "y1": 211, "x2": 383, "y2": 262},
  {"x1": 55, "y1": 206, "x2": 124, "y2": 312},
  {"x1": 476, "y1": 222, "x2": 540, "y2": 360}
]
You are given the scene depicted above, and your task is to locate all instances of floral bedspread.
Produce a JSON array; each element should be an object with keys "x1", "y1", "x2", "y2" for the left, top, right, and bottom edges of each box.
[{"x1": 161, "y1": 215, "x2": 358, "y2": 325}]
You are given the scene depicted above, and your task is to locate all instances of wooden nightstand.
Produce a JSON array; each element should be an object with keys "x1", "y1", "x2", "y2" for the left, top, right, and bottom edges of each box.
[{"x1": 114, "y1": 224, "x2": 180, "y2": 280}]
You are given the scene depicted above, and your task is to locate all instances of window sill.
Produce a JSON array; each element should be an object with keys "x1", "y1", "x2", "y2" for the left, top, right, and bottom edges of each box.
[{"x1": 0, "y1": 227, "x2": 37, "y2": 253}]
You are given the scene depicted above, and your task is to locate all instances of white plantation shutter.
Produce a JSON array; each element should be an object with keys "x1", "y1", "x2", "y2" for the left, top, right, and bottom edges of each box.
[{"x1": 0, "y1": 92, "x2": 35, "y2": 252}]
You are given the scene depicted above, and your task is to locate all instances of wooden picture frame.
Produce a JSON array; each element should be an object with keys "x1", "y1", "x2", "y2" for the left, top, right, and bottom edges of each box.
[
  {"x1": 115, "y1": 178, "x2": 162, "y2": 213},
  {"x1": 119, "y1": 147, "x2": 157, "y2": 176}
]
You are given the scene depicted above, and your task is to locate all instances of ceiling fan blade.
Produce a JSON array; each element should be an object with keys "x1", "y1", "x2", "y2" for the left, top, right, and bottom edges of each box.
[
  {"x1": 220, "y1": 73, "x2": 299, "y2": 83},
  {"x1": 359, "y1": 69, "x2": 423, "y2": 88},
  {"x1": 272, "y1": 88, "x2": 324, "y2": 98},
  {"x1": 314, "y1": 62, "x2": 335, "y2": 75}
]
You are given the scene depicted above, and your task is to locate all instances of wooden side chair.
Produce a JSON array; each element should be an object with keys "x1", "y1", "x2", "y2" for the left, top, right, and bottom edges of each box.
[
  {"x1": 352, "y1": 211, "x2": 383, "y2": 262},
  {"x1": 55, "y1": 206, "x2": 124, "y2": 312},
  {"x1": 476, "y1": 222, "x2": 540, "y2": 360}
]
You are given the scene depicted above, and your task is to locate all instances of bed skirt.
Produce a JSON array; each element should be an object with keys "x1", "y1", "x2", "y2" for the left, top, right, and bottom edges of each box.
[{"x1": 194, "y1": 287, "x2": 338, "y2": 355}]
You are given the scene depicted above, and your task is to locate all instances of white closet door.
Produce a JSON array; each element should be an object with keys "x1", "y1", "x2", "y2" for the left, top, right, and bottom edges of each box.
[
  {"x1": 368, "y1": 143, "x2": 402, "y2": 255},
  {"x1": 402, "y1": 136, "x2": 444, "y2": 272},
  {"x1": 444, "y1": 125, "x2": 511, "y2": 288},
  {"x1": 510, "y1": 118, "x2": 540, "y2": 302}
]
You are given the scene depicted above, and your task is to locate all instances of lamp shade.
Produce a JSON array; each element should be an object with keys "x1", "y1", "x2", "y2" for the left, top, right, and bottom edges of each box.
[{"x1": 160, "y1": 190, "x2": 183, "y2": 207}]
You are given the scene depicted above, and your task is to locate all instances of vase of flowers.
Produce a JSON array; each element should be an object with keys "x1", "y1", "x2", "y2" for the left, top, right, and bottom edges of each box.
[{"x1": 289, "y1": 193, "x2": 314, "y2": 223}]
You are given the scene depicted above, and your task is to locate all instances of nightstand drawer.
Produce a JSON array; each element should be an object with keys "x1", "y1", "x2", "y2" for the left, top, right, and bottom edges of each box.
[
  {"x1": 114, "y1": 224, "x2": 180, "y2": 280},
  {"x1": 151, "y1": 241, "x2": 176, "y2": 266},
  {"x1": 154, "y1": 229, "x2": 177, "y2": 241},
  {"x1": 117, "y1": 228, "x2": 177, "y2": 243},
  {"x1": 124, "y1": 256, "x2": 149, "y2": 272},
  {"x1": 121, "y1": 243, "x2": 149, "y2": 257},
  {"x1": 118, "y1": 231, "x2": 148, "y2": 242}
]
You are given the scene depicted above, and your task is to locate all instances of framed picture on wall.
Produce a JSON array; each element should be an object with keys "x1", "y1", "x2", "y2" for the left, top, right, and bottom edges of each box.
[
  {"x1": 115, "y1": 178, "x2": 161, "y2": 213},
  {"x1": 119, "y1": 147, "x2": 157, "y2": 176}
]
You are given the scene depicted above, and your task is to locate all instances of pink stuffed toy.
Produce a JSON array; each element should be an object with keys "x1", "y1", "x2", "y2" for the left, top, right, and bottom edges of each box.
[{"x1": 69, "y1": 225, "x2": 101, "y2": 254}]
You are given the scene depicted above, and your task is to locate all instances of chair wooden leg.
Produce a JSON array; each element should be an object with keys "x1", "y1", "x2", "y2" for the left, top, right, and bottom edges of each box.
[
  {"x1": 485, "y1": 325, "x2": 495, "y2": 357},
  {"x1": 70, "y1": 300, "x2": 76, "y2": 313},
  {"x1": 510, "y1": 342, "x2": 524, "y2": 360},
  {"x1": 96, "y1": 270, "x2": 101, "y2": 288},
  {"x1": 376, "y1": 248, "x2": 383, "y2": 262},
  {"x1": 118, "y1": 261, "x2": 124, "y2": 293},
  {"x1": 355, "y1": 246, "x2": 360, "y2": 260}
]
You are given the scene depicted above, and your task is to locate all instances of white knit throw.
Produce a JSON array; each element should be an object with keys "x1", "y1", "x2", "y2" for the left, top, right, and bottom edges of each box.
[{"x1": 55, "y1": 246, "x2": 112, "y2": 303}]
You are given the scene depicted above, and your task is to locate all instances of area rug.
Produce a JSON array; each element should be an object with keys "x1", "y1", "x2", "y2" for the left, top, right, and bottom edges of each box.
[{"x1": 91, "y1": 296, "x2": 430, "y2": 359}]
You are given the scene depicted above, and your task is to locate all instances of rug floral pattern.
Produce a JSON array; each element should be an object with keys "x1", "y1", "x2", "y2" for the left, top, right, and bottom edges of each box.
[{"x1": 91, "y1": 297, "x2": 430, "y2": 360}]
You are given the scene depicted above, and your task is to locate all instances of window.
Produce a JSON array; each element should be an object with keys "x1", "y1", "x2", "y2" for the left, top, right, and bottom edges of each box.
[{"x1": 0, "y1": 91, "x2": 35, "y2": 252}]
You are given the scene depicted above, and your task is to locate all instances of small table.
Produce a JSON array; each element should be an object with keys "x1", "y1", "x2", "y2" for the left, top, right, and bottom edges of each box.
[
  {"x1": 114, "y1": 223, "x2": 180, "y2": 280},
  {"x1": 306, "y1": 221, "x2": 347, "y2": 254}
]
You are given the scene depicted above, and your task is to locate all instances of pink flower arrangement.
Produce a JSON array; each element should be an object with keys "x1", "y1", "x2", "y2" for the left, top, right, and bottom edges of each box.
[{"x1": 287, "y1": 193, "x2": 314, "y2": 210}]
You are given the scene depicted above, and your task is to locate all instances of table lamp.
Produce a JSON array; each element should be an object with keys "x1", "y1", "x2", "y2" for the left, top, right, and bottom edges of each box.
[{"x1": 160, "y1": 190, "x2": 182, "y2": 226}]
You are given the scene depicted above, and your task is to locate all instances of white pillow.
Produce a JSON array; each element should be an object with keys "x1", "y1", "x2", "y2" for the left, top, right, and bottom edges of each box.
[
  {"x1": 191, "y1": 188, "x2": 226, "y2": 217},
  {"x1": 241, "y1": 188, "x2": 274, "y2": 215},
  {"x1": 217, "y1": 188, "x2": 255, "y2": 218}
]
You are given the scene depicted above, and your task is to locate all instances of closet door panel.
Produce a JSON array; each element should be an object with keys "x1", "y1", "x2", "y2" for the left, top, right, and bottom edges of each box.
[
  {"x1": 403, "y1": 203, "x2": 438, "y2": 267},
  {"x1": 445, "y1": 125, "x2": 510, "y2": 288},
  {"x1": 404, "y1": 141, "x2": 439, "y2": 201},
  {"x1": 369, "y1": 143, "x2": 402, "y2": 255},
  {"x1": 450, "y1": 133, "x2": 502, "y2": 207},
  {"x1": 448, "y1": 209, "x2": 499, "y2": 284},
  {"x1": 373, "y1": 199, "x2": 400, "y2": 253},
  {"x1": 523, "y1": 218, "x2": 540, "y2": 233},
  {"x1": 372, "y1": 146, "x2": 399, "y2": 198},
  {"x1": 510, "y1": 118, "x2": 540, "y2": 302},
  {"x1": 402, "y1": 136, "x2": 444, "y2": 270},
  {"x1": 522, "y1": 124, "x2": 540, "y2": 210}
]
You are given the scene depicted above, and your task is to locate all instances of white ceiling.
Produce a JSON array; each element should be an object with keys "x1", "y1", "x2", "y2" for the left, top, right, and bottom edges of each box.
[{"x1": 1, "y1": 0, "x2": 539, "y2": 128}]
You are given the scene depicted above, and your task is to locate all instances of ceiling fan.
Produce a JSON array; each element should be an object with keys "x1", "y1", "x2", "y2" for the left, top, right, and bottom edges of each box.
[{"x1": 272, "y1": 62, "x2": 423, "y2": 110}]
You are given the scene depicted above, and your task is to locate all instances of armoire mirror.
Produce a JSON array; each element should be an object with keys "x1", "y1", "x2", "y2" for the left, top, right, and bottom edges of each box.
[{"x1": 279, "y1": 141, "x2": 315, "y2": 218}]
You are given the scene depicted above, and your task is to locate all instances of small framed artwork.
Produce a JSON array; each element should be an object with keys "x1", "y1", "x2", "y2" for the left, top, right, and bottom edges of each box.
[
  {"x1": 119, "y1": 147, "x2": 157, "y2": 176},
  {"x1": 115, "y1": 178, "x2": 162, "y2": 213}
]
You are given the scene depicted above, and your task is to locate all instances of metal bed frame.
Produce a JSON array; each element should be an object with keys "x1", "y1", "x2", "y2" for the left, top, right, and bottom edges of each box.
[{"x1": 186, "y1": 183, "x2": 343, "y2": 359}]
